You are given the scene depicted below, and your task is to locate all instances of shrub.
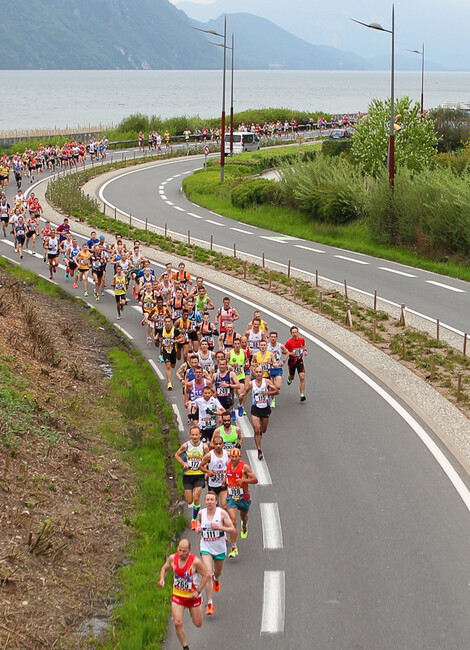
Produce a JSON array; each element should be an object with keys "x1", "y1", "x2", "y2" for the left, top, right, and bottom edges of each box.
[
  {"x1": 322, "y1": 138, "x2": 353, "y2": 157},
  {"x1": 230, "y1": 178, "x2": 277, "y2": 208}
]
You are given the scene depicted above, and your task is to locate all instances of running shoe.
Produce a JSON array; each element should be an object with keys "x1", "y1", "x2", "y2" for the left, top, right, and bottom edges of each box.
[
  {"x1": 100, "y1": 290, "x2": 105, "y2": 296},
  {"x1": 228, "y1": 546, "x2": 238, "y2": 558},
  {"x1": 287, "y1": 378, "x2": 293, "y2": 386},
  {"x1": 65, "y1": 273, "x2": 69, "y2": 281},
  {"x1": 167, "y1": 382, "x2": 173, "y2": 391},
  {"x1": 300, "y1": 394, "x2": 306, "y2": 402},
  {"x1": 243, "y1": 409, "x2": 247, "y2": 416},
  {"x1": 84, "y1": 290, "x2": 88, "y2": 297},
  {"x1": 206, "y1": 603, "x2": 214, "y2": 616},
  {"x1": 95, "y1": 294, "x2": 100, "y2": 302},
  {"x1": 231, "y1": 409, "x2": 236, "y2": 421},
  {"x1": 258, "y1": 449, "x2": 264, "y2": 461},
  {"x1": 73, "y1": 283, "x2": 78, "y2": 289},
  {"x1": 212, "y1": 576, "x2": 220, "y2": 593},
  {"x1": 49, "y1": 274, "x2": 53, "y2": 279},
  {"x1": 159, "y1": 354, "x2": 164, "y2": 363},
  {"x1": 241, "y1": 525, "x2": 248, "y2": 540},
  {"x1": 146, "y1": 337, "x2": 151, "y2": 345},
  {"x1": 191, "y1": 519, "x2": 197, "y2": 530},
  {"x1": 32, "y1": 250, "x2": 35, "y2": 255},
  {"x1": 271, "y1": 398, "x2": 276, "y2": 409},
  {"x1": 53, "y1": 266, "x2": 56, "y2": 274},
  {"x1": 238, "y1": 405, "x2": 243, "y2": 417},
  {"x1": 117, "y1": 314, "x2": 121, "y2": 320}
]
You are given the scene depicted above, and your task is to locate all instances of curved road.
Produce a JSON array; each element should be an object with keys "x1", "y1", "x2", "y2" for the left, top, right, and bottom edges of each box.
[{"x1": 101, "y1": 155, "x2": 470, "y2": 338}]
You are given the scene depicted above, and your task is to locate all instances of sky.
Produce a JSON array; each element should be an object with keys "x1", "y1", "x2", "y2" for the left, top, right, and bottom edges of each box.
[{"x1": 171, "y1": 0, "x2": 470, "y2": 70}]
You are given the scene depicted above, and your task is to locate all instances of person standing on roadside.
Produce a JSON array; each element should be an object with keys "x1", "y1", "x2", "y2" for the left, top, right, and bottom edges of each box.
[{"x1": 158, "y1": 538, "x2": 209, "y2": 650}]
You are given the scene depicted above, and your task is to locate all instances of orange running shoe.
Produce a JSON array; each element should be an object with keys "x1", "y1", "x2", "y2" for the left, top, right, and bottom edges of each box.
[
  {"x1": 212, "y1": 576, "x2": 220, "y2": 593},
  {"x1": 190, "y1": 519, "x2": 197, "y2": 530},
  {"x1": 206, "y1": 603, "x2": 214, "y2": 615}
]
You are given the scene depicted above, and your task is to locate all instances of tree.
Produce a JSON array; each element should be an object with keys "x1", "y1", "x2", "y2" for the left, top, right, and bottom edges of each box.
[
  {"x1": 428, "y1": 106, "x2": 470, "y2": 153},
  {"x1": 351, "y1": 96, "x2": 438, "y2": 176}
]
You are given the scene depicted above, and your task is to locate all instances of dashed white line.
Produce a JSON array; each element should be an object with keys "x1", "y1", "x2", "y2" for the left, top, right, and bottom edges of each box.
[
  {"x1": 425, "y1": 280, "x2": 465, "y2": 293},
  {"x1": 247, "y1": 450, "x2": 272, "y2": 485},
  {"x1": 259, "y1": 236, "x2": 287, "y2": 244},
  {"x1": 165, "y1": 200, "x2": 174, "y2": 206},
  {"x1": 206, "y1": 219, "x2": 224, "y2": 227},
  {"x1": 172, "y1": 404, "x2": 185, "y2": 432},
  {"x1": 260, "y1": 503, "x2": 283, "y2": 550},
  {"x1": 334, "y1": 255, "x2": 369, "y2": 265},
  {"x1": 294, "y1": 244, "x2": 325, "y2": 253},
  {"x1": 114, "y1": 324, "x2": 134, "y2": 339},
  {"x1": 261, "y1": 571, "x2": 285, "y2": 635},
  {"x1": 231, "y1": 227, "x2": 255, "y2": 235},
  {"x1": 173, "y1": 205, "x2": 186, "y2": 212},
  {"x1": 379, "y1": 267, "x2": 417, "y2": 278},
  {"x1": 187, "y1": 212, "x2": 204, "y2": 219},
  {"x1": 148, "y1": 358, "x2": 164, "y2": 380},
  {"x1": 237, "y1": 415, "x2": 254, "y2": 439}
]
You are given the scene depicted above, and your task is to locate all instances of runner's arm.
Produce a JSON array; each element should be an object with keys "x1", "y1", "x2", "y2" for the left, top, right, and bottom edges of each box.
[{"x1": 157, "y1": 554, "x2": 174, "y2": 588}]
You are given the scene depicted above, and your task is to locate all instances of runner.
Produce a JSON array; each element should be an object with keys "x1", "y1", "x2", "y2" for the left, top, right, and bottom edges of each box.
[
  {"x1": 161, "y1": 315, "x2": 184, "y2": 390},
  {"x1": 191, "y1": 385, "x2": 225, "y2": 445},
  {"x1": 267, "y1": 331, "x2": 289, "y2": 408},
  {"x1": 174, "y1": 425, "x2": 209, "y2": 530},
  {"x1": 226, "y1": 448, "x2": 258, "y2": 558},
  {"x1": 14, "y1": 216, "x2": 26, "y2": 259},
  {"x1": 140, "y1": 280, "x2": 157, "y2": 344},
  {"x1": 111, "y1": 263, "x2": 128, "y2": 319},
  {"x1": 65, "y1": 237, "x2": 80, "y2": 287},
  {"x1": 212, "y1": 352, "x2": 240, "y2": 421},
  {"x1": 157, "y1": 538, "x2": 209, "y2": 650},
  {"x1": 214, "y1": 411, "x2": 243, "y2": 452},
  {"x1": 77, "y1": 243, "x2": 92, "y2": 296},
  {"x1": 246, "y1": 365, "x2": 279, "y2": 460},
  {"x1": 245, "y1": 316, "x2": 267, "y2": 355},
  {"x1": 227, "y1": 336, "x2": 246, "y2": 416},
  {"x1": 285, "y1": 325, "x2": 308, "y2": 402},
  {"x1": 46, "y1": 229, "x2": 60, "y2": 279},
  {"x1": 200, "y1": 434, "x2": 230, "y2": 509},
  {"x1": 91, "y1": 244, "x2": 106, "y2": 301},
  {"x1": 195, "y1": 491, "x2": 235, "y2": 615},
  {"x1": 215, "y1": 296, "x2": 239, "y2": 334}
]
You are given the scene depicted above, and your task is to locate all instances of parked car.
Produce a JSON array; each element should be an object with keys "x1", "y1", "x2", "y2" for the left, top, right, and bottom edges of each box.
[{"x1": 329, "y1": 128, "x2": 353, "y2": 139}]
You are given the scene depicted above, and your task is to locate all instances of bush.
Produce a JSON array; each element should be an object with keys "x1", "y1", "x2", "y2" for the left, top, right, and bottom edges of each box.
[
  {"x1": 322, "y1": 138, "x2": 353, "y2": 157},
  {"x1": 230, "y1": 178, "x2": 277, "y2": 208}
]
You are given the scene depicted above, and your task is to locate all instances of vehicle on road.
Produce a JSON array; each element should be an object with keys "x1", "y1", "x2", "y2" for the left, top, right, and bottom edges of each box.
[
  {"x1": 329, "y1": 128, "x2": 353, "y2": 139},
  {"x1": 225, "y1": 132, "x2": 260, "y2": 155}
]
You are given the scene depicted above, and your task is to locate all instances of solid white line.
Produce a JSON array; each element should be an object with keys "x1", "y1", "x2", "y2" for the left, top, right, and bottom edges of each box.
[
  {"x1": 294, "y1": 244, "x2": 325, "y2": 253},
  {"x1": 172, "y1": 404, "x2": 185, "y2": 432},
  {"x1": 148, "y1": 358, "x2": 164, "y2": 380},
  {"x1": 114, "y1": 324, "x2": 134, "y2": 340},
  {"x1": 187, "y1": 212, "x2": 204, "y2": 219},
  {"x1": 379, "y1": 267, "x2": 416, "y2": 278},
  {"x1": 334, "y1": 255, "x2": 369, "y2": 265},
  {"x1": 426, "y1": 280, "x2": 465, "y2": 293},
  {"x1": 206, "y1": 219, "x2": 224, "y2": 227},
  {"x1": 173, "y1": 206, "x2": 186, "y2": 212},
  {"x1": 39, "y1": 273, "x2": 53, "y2": 281},
  {"x1": 247, "y1": 450, "x2": 272, "y2": 485},
  {"x1": 4, "y1": 256, "x2": 20, "y2": 265},
  {"x1": 261, "y1": 571, "x2": 285, "y2": 634},
  {"x1": 237, "y1": 415, "x2": 254, "y2": 439},
  {"x1": 231, "y1": 227, "x2": 255, "y2": 235},
  {"x1": 260, "y1": 503, "x2": 283, "y2": 550}
]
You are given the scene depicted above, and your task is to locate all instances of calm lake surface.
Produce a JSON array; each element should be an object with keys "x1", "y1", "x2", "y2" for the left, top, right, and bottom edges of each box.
[{"x1": 1, "y1": 69, "x2": 469, "y2": 132}]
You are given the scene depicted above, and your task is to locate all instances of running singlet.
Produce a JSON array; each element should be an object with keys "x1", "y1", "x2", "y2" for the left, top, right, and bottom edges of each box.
[
  {"x1": 220, "y1": 425, "x2": 238, "y2": 451},
  {"x1": 226, "y1": 460, "x2": 250, "y2": 501},
  {"x1": 47, "y1": 237, "x2": 59, "y2": 255},
  {"x1": 188, "y1": 379, "x2": 206, "y2": 405},
  {"x1": 184, "y1": 440, "x2": 204, "y2": 475},
  {"x1": 247, "y1": 329, "x2": 262, "y2": 354},
  {"x1": 194, "y1": 396, "x2": 222, "y2": 431},
  {"x1": 256, "y1": 350, "x2": 272, "y2": 378},
  {"x1": 207, "y1": 449, "x2": 228, "y2": 488},
  {"x1": 285, "y1": 337, "x2": 305, "y2": 359},
  {"x1": 200, "y1": 507, "x2": 227, "y2": 556},
  {"x1": 114, "y1": 274, "x2": 126, "y2": 295},
  {"x1": 219, "y1": 306, "x2": 234, "y2": 332},
  {"x1": 252, "y1": 378, "x2": 270, "y2": 409},
  {"x1": 228, "y1": 349, "x2": 245, "y2": 380},
  {"x1": 215, "y1": 370, "x2": 232, "y2": 407},
  {"x1": 172, "y1": 552, "x2": 198, "y2": 599},
  {"x1": 162, "y1": 327, "x2": 179, "y2": 353},
  {"x1": 268, "y1": 342, "x2": 282, "y2": 364}
]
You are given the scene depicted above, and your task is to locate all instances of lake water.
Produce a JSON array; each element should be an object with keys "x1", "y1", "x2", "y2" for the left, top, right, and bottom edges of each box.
[{"x1": 1, "y1": 69, "x2": 469, "y2": 132}]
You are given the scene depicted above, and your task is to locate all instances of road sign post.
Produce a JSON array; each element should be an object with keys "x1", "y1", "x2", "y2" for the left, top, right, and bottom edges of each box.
[{"x1": 204, "y1": 145, "x2": 210, "y2": 171}]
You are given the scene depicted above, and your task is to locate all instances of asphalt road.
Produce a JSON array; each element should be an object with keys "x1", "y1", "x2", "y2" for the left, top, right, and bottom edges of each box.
[
  {"x1": 101, "y1": 155, "x2": 470, "y2": 340},
  {"x1": 3, "y1": 155, "x2": 470, "y2": 648}
]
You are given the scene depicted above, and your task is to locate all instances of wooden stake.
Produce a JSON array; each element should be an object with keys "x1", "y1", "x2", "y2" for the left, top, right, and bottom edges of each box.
[
  {"x1": 401, "y1": 334, "x2": 406, "y2": 358},
  {"x1": 315, "y1": 269, "x2": 319, "y2": 287},
  {"x1": 464, "y1": 332, "x2": 467, "y2": 357},
  {"x1": 234, "y1": 243, "x2": 236, "y2": 258},
  {"x1": 262, "y1": 252, "x2": 265, "y2": 268},
  {"x1": 319, "y1": 291, "x2": 323, "y2": 312},
  {"x1": 114, "y1": 207, "x2": 117, "y2": 220},
  {"x1": 373, "y1": 320, "x2": 376, "y2": 342},
  {"x1": 244, "y1": 261, "x2": 247, "y2": 279},
  {"x1": 192, "y1": 244, "x2": 195, "y2": 260},
  {"x1": 374, "y1": 289, "x2": 377, "y2": 313},
  {"x1": 210, "y1": 235, "x2": 213, "y2": 250},
  {"x1": 287, "y1": 260, "x2": 291, "y2": 278},
  {"x1": 187, "y1": 230, "x2": 191, "y2": 245},
  {"x1": 345, "y1": 303, "x2": 353, "y2": 327},
  {"x1": 218, "y1": 252, "x2": 222, "y2": 269},
  {"x1": 169, "y1": 238, "x2": 172, "y2": 254},
  {"x1": 457, "y1": 375, "x2": 462, "y2": 402},
  {"x1": 269, "y1": 271, "x2": 272, "y2": 290},
  {"x1": 430, "y1": 354, "x2": 435, "y2": 381},
  {"x1": 400, "y1": 304, "x2": 406, "y2": 327},
  {"x1": 436, "y1": 319, "x2": 440, "y2": 341},
  {"x1": 344, "y1": 279, "x2": 348, "y2": 300},
  {"x1": 165, "y1": 223, "x2": 168, "y2": 237}
]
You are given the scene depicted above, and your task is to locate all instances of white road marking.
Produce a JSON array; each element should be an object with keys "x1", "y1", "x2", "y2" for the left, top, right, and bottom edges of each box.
[
  {"x1": 231, "y1": 227, "x2": 255, "y2": 235},
  {"x1": 114, "y1": 324, "x2": 134, "y2": 340},
  {"x1": 247, "y1": 450, "x2": 272, "y2": 485},
  {"x1": 1, "y1": 239, "x2": 14, "y2": 247},
  {"x1": 148, "y1": 358, "x2": 164, "y2": 380},
  {"x1": 379, "y1": 267, "x2": 417, "y2": 278},
  {"x1": 165, "y1": 200, "x2": 174, "y2": 206},
  {"x1": 173, "y1": 206, "x2": 186, "y2": 212},
  {"x1": 172, "y1": 404, "x2": 185, "y2": 432},
  {"x1": 2, "y1": 255, "x2": 20, "y2": 265},
  {"x1": 334, "y1": 255, "x2": 369, "y2": 265},
  {"x1": 39, "y1": 273, "x2": 53, "y2": 281},
  {"x1": 173, "y1": 174, "x2": 181, "y2": 178},
  {"x1": 105, "y1": 289, "x2": 114, "y2": 296},
  {"x1": 187, "y1": 212, "x2": 204, "y2": 219},
  {"x1": 261, "y1": 571, "x2": 285, "y2": 635},
  {"x1": 260, "y1": 503, "x2": 283, "y2": 550},
  {"x1": 161, "y1": 181, "x2": 167, "y2": 185},
  {"x1": 426, "y1": 280, "x2": 465, "y2": 293},
  {"x1": 259, "y1": 236, "x2": 287, "y2": 244},
  {"x1": 132, "y1": 305, "x2": 142, "y2": 313},
  {"x1": 238, "y1": 221, "x2": 257, "y2": 228},
  {"x1": 237, "y1": 415, "x2": 254, "y2": 439},
  {"x1": 294, "y1": 244, "x2": 325, "y2": 253},
  {"x1": 158, "y1": 189, "x2": 165, "y2": 194},
  {"x1": 206, "y1": 219, "x2": 224, "y2": 227}
]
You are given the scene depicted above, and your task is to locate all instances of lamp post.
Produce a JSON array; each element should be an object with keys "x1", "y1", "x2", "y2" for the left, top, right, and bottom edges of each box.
[
  {"x1": 407, "y1": 44, "x2": 425, "y2": 115},
  {"x1": 193, "y1": 17, "x2": 227, "y2": 182},
  {"x1": 209, "y1": 34, "x2": 235, "y2": 157},
  {"x1": 351, "y1": 5, "x2": 395, "y2": 188}
]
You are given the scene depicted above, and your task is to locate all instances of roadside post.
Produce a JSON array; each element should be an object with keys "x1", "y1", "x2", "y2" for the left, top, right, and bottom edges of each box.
[{"x1": 204, "y1": 145, "x2": 210, "y2": 171}]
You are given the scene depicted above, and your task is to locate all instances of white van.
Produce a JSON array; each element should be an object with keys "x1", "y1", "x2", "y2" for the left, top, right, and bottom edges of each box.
[{"x1": 225, "y1": 131, "x2": 260, "y2": 155}]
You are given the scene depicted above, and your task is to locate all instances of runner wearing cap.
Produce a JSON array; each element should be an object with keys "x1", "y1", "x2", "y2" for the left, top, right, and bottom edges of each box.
[{"x1": 225, "y1": 448, "x2": 258, "y2": 558}]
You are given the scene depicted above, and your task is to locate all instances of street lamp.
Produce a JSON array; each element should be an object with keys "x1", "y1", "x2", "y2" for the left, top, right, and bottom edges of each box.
[
  {"x1": 210, "y1": 34, "x2": 235, "y2": 156},
  {"x1": 194, "y1": 18, "x2": 227, "y2": 182},
  {"x1": 351, "y1": 5, "x2": 395, "y2": 188},
  {"x1": 407, "y1": 44, "x2": 425, "y2": 115}
]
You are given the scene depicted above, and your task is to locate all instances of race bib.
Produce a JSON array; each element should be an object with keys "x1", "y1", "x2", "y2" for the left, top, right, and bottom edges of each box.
[
  {"x1": 228, "y1": 485, "x2": 242, "y2": 500},
  {"x1": 187, "y1": 457, "x2": 201, "y2": 470}
]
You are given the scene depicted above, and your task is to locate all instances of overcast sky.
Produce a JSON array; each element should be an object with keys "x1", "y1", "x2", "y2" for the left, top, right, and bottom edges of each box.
[{"x1": 171, "y1": 0, "x2": 470, "y2": 70}]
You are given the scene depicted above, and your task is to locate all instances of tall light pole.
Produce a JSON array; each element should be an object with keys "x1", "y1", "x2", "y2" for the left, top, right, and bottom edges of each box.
[
  {"x1": 351, "y1": 5, "x2": 395, "y2": 188},
  {"x1": 230, "y1": 33, "x2": 234, "y2": 156},
  {"x1": 407, "y1": 43, "x2": 425, "y2": 115},
  {"x1": 193, "y1": 17, "x2": 227, "y2": 182}
]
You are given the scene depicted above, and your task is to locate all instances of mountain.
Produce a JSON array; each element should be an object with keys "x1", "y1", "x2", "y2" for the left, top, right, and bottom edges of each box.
[
  {"x1": 193, "y1": 14, "x2": 368, "y2": 70},
  {"x1": 0, "y1": 0, "x2": 219, "y2": 69}
]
